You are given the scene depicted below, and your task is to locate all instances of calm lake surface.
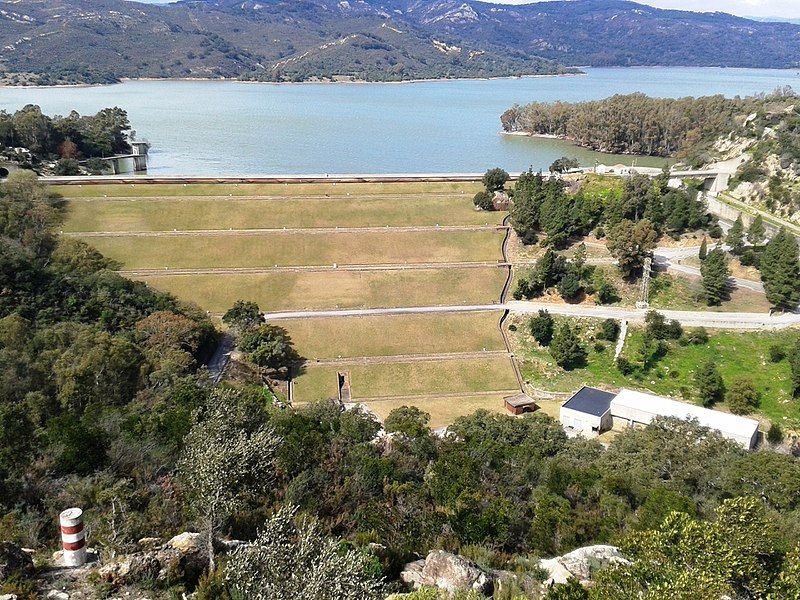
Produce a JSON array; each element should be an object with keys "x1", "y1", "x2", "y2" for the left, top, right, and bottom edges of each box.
[{"x1": 1, "y1": 67, "x2": 799, "y2": 175}]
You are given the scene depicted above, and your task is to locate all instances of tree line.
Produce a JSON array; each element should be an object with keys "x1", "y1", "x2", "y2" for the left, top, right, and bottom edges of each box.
[{"x1": 0, "y1": 105, "x2": 134, "y2": 174}]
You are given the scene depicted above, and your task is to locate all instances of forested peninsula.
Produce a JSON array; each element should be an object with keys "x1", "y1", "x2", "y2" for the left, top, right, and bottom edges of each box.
[{"x1": 500, "y1": 91, "x2": 795, "y2": 162}]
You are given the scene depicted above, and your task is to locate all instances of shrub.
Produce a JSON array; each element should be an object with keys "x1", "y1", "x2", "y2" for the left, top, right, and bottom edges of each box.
[
  {"x1": 597, "y1": 319, "x2": 620, "y2": 342},
  {"x1": 473, "y1": 191, "x2": 495, "y2": 211},
  {"x1": 593, "y1": 342, "x2": 606, "y2": 353},
  {"x1": 54, "y1": 158, "x2": 81, "y2": 176},
  {"x1": 767, "y1": 421, "x2": 784, "y2": 444},
  {"x1": 769, "y1": 344, "x2": 786, "y2": 363},
  {"x1": 725, "y1": 377, "x2": 761, "y2": 415},
  {"x1": 616, "y1": 356, "x2": 634, "y2": 375},
  {"x1": 708, "y1": 223, "x2": 723, "y2": 239},
  {"x1": 530, "y1": 310, "x2": 555, "y2": 346},
  {"x1": 682, "y1": 327, "x2": 709, "y2": 345}
]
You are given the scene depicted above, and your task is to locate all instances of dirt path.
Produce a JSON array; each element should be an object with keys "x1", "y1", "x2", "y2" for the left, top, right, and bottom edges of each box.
[
  {"x1": 68, "y1": 225, "x2": 509, "y2": 237},
  {"x1": 302, "y1": 350, "x2": 509, "y2": 368},
  {"x1": 120, "y1": 261, "x2": 509, "y2": 277}
]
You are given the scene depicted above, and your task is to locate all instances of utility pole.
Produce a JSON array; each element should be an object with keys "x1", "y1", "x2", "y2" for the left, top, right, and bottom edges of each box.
[{"x1": 636, "y1": 257, "x2": 652, "y2": 309}]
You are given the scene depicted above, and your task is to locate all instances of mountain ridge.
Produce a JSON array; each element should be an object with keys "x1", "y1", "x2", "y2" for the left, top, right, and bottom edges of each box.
[{"x1": 1, "y1": 0, "x2": 799, "y2": 85}]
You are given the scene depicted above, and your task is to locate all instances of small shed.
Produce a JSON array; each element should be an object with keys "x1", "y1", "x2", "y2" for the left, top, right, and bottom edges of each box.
[
  {"x1": 492, "y1": 191, "x2": 511, "y2": 211},
  {"x1": 559, "y1": 386, "x2": 615, "y2": 437},
  {"x1": 504, "y1": 393, "x2": 537, "y2": 416}
]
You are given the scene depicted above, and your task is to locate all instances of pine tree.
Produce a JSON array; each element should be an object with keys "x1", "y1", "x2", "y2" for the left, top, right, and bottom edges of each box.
[
  {"x1": 607, "y1": 219, "x2": 658, "y2": 280},
  {"x1": 760, "y1": 228, "x2": 800, "y2": 310},
  {"x1": 694, "y1": 361, "x2": 725, "y2": 407},
  {"x1": 698, "y1": 236, "x2": 708, "y2": 260},
  {"x1": 747, "y1": 214, "x2": 766, "y2": 246},
  {"x1": 510, "y1": 170, "x2": 544, "y2": 245},
  {"x1": 700, "y1": 247, "x2": 730, "y2": 306},
  {"x1": 550, "y1": 322, "x2": 587, "y2": 370},
  {"x1": 726, "y1": 216, "x2": 745, "y2": 254},
  {"x1": 530, "y1": 310, "x2": 555, "y2": 346}
]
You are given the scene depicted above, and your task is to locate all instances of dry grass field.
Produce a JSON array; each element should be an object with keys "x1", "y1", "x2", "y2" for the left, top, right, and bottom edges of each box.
[
  {"x1": 292, "y1": 356, "x2": 519, "y2": 403},
  {"x1": 279, "y1": 311, "x2": 505, "y2": 359},
  {"x1": 83, "y1": 229, "x2": 505, "y2": 269},
  {"x1": 367, "y1": 394, "x2": 509, "y2": 429},
  {"x1": 138, "y1": 267, "x2": 506, "y2": 313},
  {"x1": 52, "y1": 181, "x2": 482, "y2": 199},
  {"x1": 62, "y1": 195, "x2": 500, "y2": 232}
]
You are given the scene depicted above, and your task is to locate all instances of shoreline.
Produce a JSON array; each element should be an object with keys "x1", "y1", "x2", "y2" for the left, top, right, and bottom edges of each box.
[{"x1": 0, "y1": 71, "x2": 585, "y2": 90}]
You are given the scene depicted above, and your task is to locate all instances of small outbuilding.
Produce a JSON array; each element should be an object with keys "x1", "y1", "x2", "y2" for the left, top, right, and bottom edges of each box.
[
  {"x1": 559, "y1": 386, "x2": 615, "y2": 437},
  {"x1": 504, "y1": 393, "x2": 538, "y2": 416}
]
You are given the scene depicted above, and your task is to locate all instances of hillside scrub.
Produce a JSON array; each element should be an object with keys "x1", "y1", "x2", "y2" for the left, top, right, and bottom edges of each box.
[{"x1": 3, "y1": 173, "x2": 800, "y2": 597}]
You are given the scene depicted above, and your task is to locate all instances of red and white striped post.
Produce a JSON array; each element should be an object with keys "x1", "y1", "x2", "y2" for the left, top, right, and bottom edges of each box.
[{"x1": 59, "y1": 508, "x2": 86, "y2": 567}]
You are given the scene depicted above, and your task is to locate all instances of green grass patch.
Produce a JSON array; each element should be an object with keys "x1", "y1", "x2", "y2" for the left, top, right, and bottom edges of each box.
[
  {"x1": 139, "y1": 267, "x2": 507, "y2": 313},
  {"x1": 280, "y1": 311, "x2": 505, "y2": 360},
  {"x1": 62, "y1": 195, "x2": 502, "y2": 232},
  {"x1": 512, "y1": 314, "x2": 800, "y2": 427},
  {"x1": 86, "y1": 229, "x2": 504, "y2": 269}
]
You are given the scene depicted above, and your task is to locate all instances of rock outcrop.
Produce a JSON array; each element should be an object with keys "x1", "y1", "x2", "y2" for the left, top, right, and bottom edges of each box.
[
  {"x1": 400, "y1": 545, "x2": 627, "y2": 596},
  {"x1": 401, "y1": 550, "x2": 493, "y2": 595},
  {"x1": 538, "y1": 544, "x2": 628, "y2": 585},
  {"x1": 0, "y1": 542, "x2": 34, "y2": 581},
  {"x1": 98, "y1": 532, "x2": 207, "y2": 587}
]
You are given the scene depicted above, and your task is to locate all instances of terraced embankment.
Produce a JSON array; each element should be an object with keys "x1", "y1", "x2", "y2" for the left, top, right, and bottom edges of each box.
[{"x1": 56, "y1": 180, "x2": 519, "y2": 425}]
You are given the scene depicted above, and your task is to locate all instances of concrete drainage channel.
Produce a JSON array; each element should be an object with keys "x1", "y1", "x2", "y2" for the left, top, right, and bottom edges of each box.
[{"x1": 498, "y1": 214, "x2": 526, "y2": 392}]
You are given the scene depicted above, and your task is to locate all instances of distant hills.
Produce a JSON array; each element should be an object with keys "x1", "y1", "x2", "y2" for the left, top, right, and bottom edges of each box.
[{"x1": 1, "y1": 0, "x2": 800, "y2": 85}]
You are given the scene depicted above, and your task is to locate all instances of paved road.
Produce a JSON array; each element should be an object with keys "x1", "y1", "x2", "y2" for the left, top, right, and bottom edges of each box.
[
  {"x1": 651, "y1": 245, "x2": 765, "y2": 293},
  {"x1": 265, "y1": 302, "x2": 800, "y2": 330},
  {"x1": 507, "y1": 301, "x2": 798, "y2": 329},
  {"x1": 207, "y1": 333, "x2": 235, "y2": 383},
  {"x1": 264, "y1": 305, "x2": 505, "y2": 320}
]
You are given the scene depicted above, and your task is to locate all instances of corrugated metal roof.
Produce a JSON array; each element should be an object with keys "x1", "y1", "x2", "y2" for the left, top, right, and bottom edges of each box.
[
  {"x1": 611, "y1": 388, "x2": 759, "y2": 439},
  {"x1": 562, "y1": 386, "x2": 615, "y2": 417}
]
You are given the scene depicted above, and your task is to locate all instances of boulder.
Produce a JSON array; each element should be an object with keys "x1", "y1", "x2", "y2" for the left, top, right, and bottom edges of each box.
[
  {"x1": 0, "y1": 594, "x2": 18, "y2": 600},
  {"x1": 0, "y1": 542, "x2": 34, "y2": 581},
  {"x1": 538, "y1": 545, "x2": 628, "y2": 585},
  {"x1": 402, "y1": 551, "x2": 493, "y2": 595},
  {"x1": 98, "y1": 553, "x2": 160, "y2": 586},
  {"x1": 399, "y1": 559, "x2": 426, "y2": 588},
  {"x1": 165, "y1": 532, "x2": 202, "y2": 554},
  {"x1": 137, "y1": 537, "x2": 161, "y2": 551},
  {"x1": 45, "y1": 592, "x2": 69, "y2": 600}
]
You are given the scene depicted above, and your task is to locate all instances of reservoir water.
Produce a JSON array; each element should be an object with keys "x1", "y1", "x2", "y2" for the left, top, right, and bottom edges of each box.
[{"x1": 1, "y1": 67, "x2": 799, "y2": 175}]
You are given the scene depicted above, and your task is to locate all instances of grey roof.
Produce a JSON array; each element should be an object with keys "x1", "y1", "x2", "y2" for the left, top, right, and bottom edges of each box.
[
  {"x1": 504, "y1": 393, "x2": 537, "y2": 408},
  {"x1": 562, "y1": 386, "x2": 614, "y2": 417}
]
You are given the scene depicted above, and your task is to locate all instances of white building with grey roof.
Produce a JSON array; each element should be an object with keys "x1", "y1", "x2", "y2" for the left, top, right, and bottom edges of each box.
[{"x1": 560, "y1": 386, "x2": 761, "y2": 449}]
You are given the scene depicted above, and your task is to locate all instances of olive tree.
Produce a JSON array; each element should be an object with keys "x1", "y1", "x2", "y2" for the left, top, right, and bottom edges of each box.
[
  {"x1": 178, "y1": 390, "x2": 280, "y2": 572},
  {"x1": 225, "y1": 506, "x2": 384, "y2": 600}
]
